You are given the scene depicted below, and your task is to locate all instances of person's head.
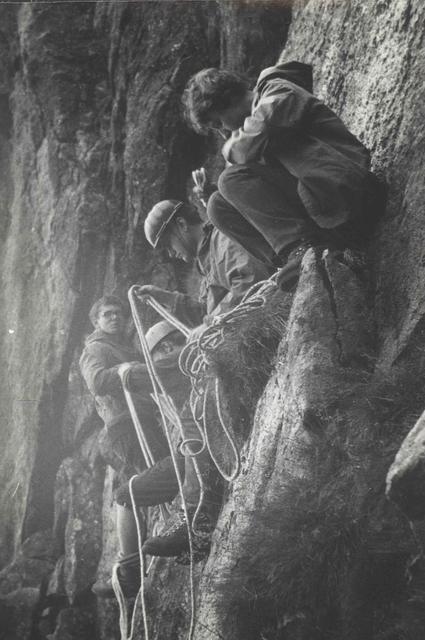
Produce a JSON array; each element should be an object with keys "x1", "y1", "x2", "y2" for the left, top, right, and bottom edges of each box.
[
  {"x1": 89, "y1": 295, "x2": 127, "y2": 335},
  {"x1": 146, "y1": 320, "x2": 186, "y2": 362},
  {"x1": 144, "y1": 200, "x2": 203, "y2": 263},
  {"x1": 182, "y1": 68, "x2": 252, "y2": 133}
]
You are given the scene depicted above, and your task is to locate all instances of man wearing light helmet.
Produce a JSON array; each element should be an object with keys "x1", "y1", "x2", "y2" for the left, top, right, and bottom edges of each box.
[
  {"x1": 139, "y1": 198, "x2": 270, "y2": 330},
  {"x1": 91, "y1": 319, "x2": 217, "y2": 598}
]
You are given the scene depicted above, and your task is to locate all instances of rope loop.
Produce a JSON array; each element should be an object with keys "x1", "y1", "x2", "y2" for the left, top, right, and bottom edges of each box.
[{"x1": 177, "y1": 274, "x2": 279, "y2": 483}]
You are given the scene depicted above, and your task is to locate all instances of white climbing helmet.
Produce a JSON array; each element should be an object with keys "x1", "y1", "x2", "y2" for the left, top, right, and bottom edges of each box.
[{"x1": 146, "y1": 320, "x2": 178, "y2": 353}]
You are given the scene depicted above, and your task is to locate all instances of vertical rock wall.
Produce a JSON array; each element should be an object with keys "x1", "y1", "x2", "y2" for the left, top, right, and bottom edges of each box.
[
  {"x1": 282, "y1": 0, "x2": 425, "y2": 368},
  {"x1": 193, "y1": 2, "x2": 425, "y2": 638},
  {"x1": 0, "y1": 2, "x2": 290, "y2": 638}
]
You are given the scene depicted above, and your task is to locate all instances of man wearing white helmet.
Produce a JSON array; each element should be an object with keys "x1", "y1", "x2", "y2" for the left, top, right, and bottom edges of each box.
[
  {"x1": 91, "y1": 319, "x2": 217, "y2": 598},
  {"x1": 139, "y1": 198, "x2": 270, "y2": 329}
]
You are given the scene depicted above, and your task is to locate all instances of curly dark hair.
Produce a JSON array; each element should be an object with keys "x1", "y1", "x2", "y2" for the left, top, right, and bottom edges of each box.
[{"x1": 182, "y1": 68, "x2": 250, "y2": 133}]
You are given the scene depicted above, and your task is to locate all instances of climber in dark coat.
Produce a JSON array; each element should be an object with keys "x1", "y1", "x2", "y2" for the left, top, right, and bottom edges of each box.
[
  {"x1": 79, "y1": 295, "x2": 169, "y2": 476},
  {"x1": 182, "y1": 61, "x2": 384, "y2": 284},
  {"x1": 90, "y1": 318, "x2": 215, "y2": 599},
  {"x1": 129, "y1": 199, "x2": 269, "y2": 561}
]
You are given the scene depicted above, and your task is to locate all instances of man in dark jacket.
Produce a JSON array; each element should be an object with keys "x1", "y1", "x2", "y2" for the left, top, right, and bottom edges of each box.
[
  {"x1": 182, "y1": 61, "x2": 383, "y2": 280},
  {"x1": 139, "y1": 199, "x2": 270, "y2": 326},
  {"x1": 130, "y1": 201, "x2": 269, "y2": 560},
  {"x1": 79, "y1": 295, "x2": 169, "y2": 476},
  {"x1": 86, "y1": 311, "x2": 215, "y2": 598}
]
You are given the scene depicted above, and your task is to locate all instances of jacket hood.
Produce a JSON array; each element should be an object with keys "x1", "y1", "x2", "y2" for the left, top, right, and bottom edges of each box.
[{"x1": 256, "y1": 61, "x2": 313, "y2": 94}]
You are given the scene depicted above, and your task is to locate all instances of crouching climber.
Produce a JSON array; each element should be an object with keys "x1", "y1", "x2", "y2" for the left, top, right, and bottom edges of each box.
[
  {"x1": 182, "y1": 61, "x2": 385, "y2": 288},
  {"x1": 91, "y1": 320, "x2": 221, "y2": 598}
]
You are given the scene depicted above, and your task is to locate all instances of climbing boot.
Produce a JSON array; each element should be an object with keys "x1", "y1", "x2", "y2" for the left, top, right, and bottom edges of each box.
[
  {"x1": 91, "y1": 554, "x2": 140, "y2": 599},
  {"x1": 142, "y1": 509, "x2": 213, "y2": 558},
  {"x1": 91, "y1": 573, "x2": 139, "y2": 599},
  {"x1": 276, "y1": 241, "x2": 313, "y2": 291}
]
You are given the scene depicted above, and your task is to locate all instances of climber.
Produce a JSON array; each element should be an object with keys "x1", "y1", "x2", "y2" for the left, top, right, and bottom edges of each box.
[
  {"x1": 91, "y1": 320, "x2": 219, "y2": 598},
  {"x1": 138, "y1": 198, "x2": 270, "y2": 329},
  {"x1": 182, "y1": 61, "x2": 384, "y2": 289},
  {"x1": 79, "y1": 295, "x2": 168, "y2": 477},
  {"x1": 129, "y1": 199, "x2": 270, "y2": 558}
]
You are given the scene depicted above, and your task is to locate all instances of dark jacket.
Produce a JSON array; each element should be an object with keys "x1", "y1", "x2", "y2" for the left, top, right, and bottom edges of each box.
[
  {"x1": 222, "y1": 61, "x2": 378, "y2": 229},
  {"x1": 79, "y1": 330, "x2": 189, "y2": 430},
  {"x1": 173, "y1": 224, "x2": 269, "y2": 326}
]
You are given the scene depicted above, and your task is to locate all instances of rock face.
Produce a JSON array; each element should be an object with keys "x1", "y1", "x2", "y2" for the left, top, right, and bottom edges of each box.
[
  {"x1": 0, "y1": 1, "x2": 425, "y2": 639},
  {"x1": 282, "y1": 0, "x2": 425, "y2": 369},
  {"x1": 387, "y1": 410, "x2": 425, "y2": 519},
  {"x1": 192, "y1": 250, "x2": 420, "y2": 640}
]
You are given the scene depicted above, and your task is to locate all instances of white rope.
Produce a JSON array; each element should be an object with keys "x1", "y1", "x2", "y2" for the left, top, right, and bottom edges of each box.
[
  {"x1": 113, "y1": 274, "x2": 277, "y2": 639},
  {"x1": 119, "y1": 364, "x2": 156, "y2": 467},
  {"x1": 127, "y1": 285, "x2": 199, "y2": 640},
  {"x1": 135, "y1": 292, "x2": 191, "y2": 338},
  {"x1": 178, "y1": 274, "x2": 279, "y2": 482},
  {"x1": 119, "y1": 366, "x2": 171, "y2": 521},
  {"x1": 112, "y1": 475, "x2": 148, "y2": 640}
]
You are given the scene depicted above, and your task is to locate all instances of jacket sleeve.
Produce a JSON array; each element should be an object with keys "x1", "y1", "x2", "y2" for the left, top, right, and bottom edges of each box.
[
  {"x1": 172, "y1": 293, "x2": 206, "y2": 328},
  {"x1": 222, "y1": 79, "x2": 313, "y2": 165},
  {"x1": 208, "y1": 234, "x2": 269, "y2": 317},
  {"x1": 79, "y1": 344, "x2": 123, "y2": 396}
]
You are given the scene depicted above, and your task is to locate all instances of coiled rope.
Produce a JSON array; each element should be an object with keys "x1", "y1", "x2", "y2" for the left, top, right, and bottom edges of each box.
[{"x1": 178, "y1": 274, "x2": 279, "y2": 482}]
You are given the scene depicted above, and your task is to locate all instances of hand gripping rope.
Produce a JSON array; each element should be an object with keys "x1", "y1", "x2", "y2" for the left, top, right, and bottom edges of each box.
[{"x1": 114, "y1": 285, "x2": 203, "y2": 640}]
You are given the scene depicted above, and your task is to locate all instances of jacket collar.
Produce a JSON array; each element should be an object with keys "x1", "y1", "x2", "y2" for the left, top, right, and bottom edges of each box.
[{"x1": 256, "y1": 61, "x2": 313, "y2": 95}]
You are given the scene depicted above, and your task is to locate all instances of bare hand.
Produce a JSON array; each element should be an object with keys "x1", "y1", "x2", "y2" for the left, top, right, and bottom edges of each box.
[
  {"x1": 134, "y1": 285, "x2": 177, "y2": 310},
  {"x1": 191, "y1": 168, "x2": 208, "y2": 205}
]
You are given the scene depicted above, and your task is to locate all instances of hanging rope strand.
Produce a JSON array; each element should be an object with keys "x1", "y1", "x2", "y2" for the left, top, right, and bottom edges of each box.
[
  {"x1": 119, "y1": 364, "x2": 156, "y2": 468},
  {"x1": 128, "y1": 285, "x2": 199, "y2": 640},
  {"x1": 114, "y1": 274, "x2": 278, "y2": 640}
]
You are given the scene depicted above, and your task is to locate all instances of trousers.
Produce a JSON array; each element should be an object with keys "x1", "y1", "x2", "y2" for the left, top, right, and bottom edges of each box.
[
  {"x1": 115, "y1": 406, "x2": 222, "y2": 513},
  {"x1": 208, "y1": 162, "x2": 374, "y2": 269}
]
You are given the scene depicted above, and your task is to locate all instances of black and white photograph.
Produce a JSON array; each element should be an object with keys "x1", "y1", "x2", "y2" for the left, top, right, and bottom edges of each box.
[{"x1": 0, "y1": 0, "x2": 424, "y2": 638}]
